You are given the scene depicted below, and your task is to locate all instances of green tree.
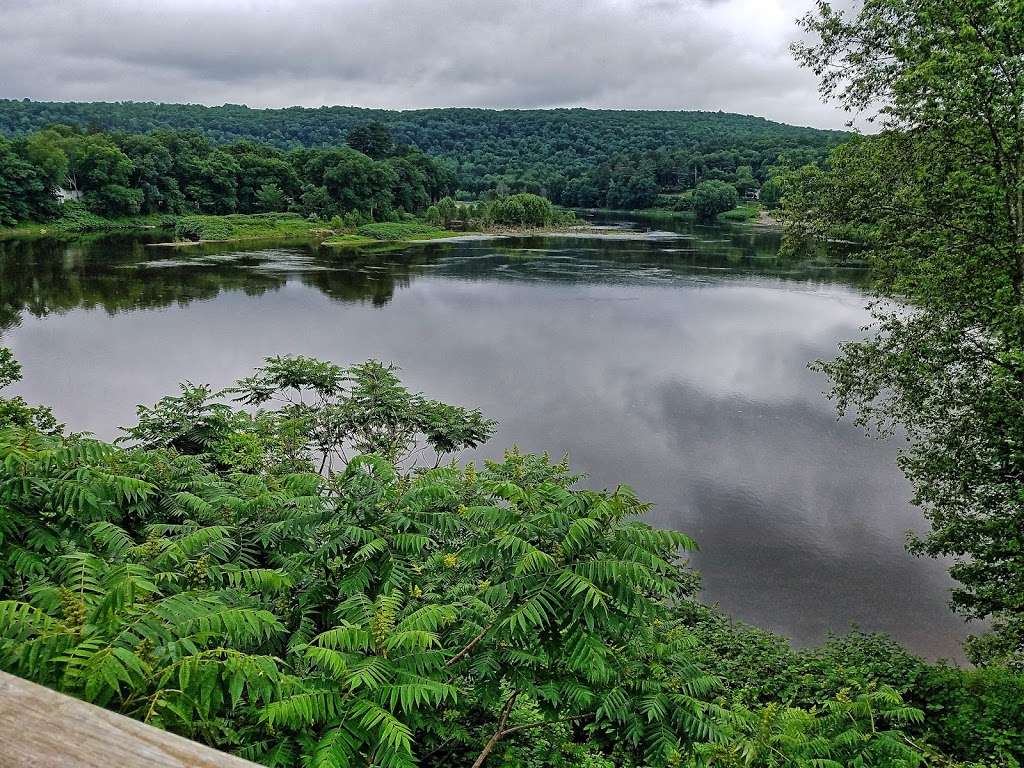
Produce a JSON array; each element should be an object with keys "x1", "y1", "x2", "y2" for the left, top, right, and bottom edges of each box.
[
  {"x1": 189, "y1": 149, "x2": 240, "y2": 214},
  {"x1": 304, "y1": 148, "x2": 396, "y2": 220},
  {"x1": 489, "y1": 193, "x2": 554, "y2": 227},
  {"x1": 605, "y1": 174, "x2": 659, "y2": 210},
  {"x1": 691, "y1": 181, "x2": 738, "y2": 221},
  {"x1": 435, "y1": 196, "x2": 458, "y2": 227},
  {"x1": 233, "y1": 148, "x2": 300, "y2": 213},
  {"x1": 347, "y1": 121, "x2": 395, "y2": 159},
  {"x1": 298, "y1": 183, "x2": 333, "y2": 219},
  {"x1": 119, "y1": 133, "x2": 183, "y2": 213},
  {"x1": 732, "y1": 166, "x2": 758, "y2": 197},
  {"x1": 0, "y1": 351, "x2": 721, "y2": 768},
  {"x1": 785, "y1": 0, "x2": 1024, "y2": 665},
  {"x1": 0, "y1": 137, "x2": 58, "y2": 225},
  {"x1": 758, "y1": 176, "x2": 783, "y2": 209},
  {"x1": 86, "y1": 183, "x2": 143, "y2": 217},
  {"x1": 254, "y1": 182, "x2": 288, "y2": 212},
  {"x1": 20, "y1": 130, "x2": 69, "y2": 190}
]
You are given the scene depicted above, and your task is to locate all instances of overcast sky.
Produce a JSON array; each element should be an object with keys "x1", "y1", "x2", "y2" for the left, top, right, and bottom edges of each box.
[{"x1": 0, "y1": 0, "x2": 851, "y2": 130}]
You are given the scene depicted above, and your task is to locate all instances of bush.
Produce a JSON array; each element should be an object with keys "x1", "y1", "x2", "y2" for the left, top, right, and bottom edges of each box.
[
  {"x1": 691, "y1": 180, "x2": 739, "y2": 221},
  {"x1": 1, "y1": 350, "x2": 997, "y2": 767},
  {"x1": 683, "y1": 605, "x2": 1024, "y2": 765},
  {"x1": 49, "y1": 201, "x2": 115, "y2": 233},
  {"x1": 355, "y1": 221, "x2": 445, "y2": 240},
  {"x1": 152, "y1": 213, "x2": 179, "y2": 229},
  {"x1": 172, "y1": 213, "x2": 309, "y2": 241},
  {"x1": 717, "y1": 204, "x2": 759, "y2": 222},
  {"x1": 174, "y1": 215, "x2": 233, "y2": 241},
  {"x1": 489, "y1": 193, "x2": 555, "y2": 227},
  {"x1": 0, "y1": 352, "x2": 720, "y2": 768}
]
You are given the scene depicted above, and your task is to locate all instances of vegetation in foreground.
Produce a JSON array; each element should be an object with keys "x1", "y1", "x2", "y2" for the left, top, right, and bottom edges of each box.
[{"x1": 1, "y1": 348, "x2": 1022, "y2": 767}]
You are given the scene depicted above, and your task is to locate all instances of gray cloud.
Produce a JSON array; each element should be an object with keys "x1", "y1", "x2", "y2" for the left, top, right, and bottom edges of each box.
[{"x1": 0, "y1": 0, "x2": 851, "y2": 129}]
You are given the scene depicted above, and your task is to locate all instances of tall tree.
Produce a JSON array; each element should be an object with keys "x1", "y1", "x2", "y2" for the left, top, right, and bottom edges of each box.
[
  {"x1": 0, "y1": 137, "x2": 58, "y2": 225},
  {"x1": 346, "y1": 121, "x2": 395, "y2": 159},
  {"x1": 785, "y1": 0, "x2": 1024, "y2": 665}
]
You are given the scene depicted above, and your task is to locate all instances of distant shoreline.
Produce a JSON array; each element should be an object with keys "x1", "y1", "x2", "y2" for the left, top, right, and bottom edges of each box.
[{"x1": 3, "y1": 208, "x2": 780, "y2": 246}]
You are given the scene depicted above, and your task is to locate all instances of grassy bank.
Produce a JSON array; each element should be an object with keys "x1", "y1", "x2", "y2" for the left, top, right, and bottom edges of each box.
[
  {"x1": 0, "y1": 207, "x2": 341, "y2": 244},
  {"x1": 170, "y1": 212, "x2": 328, "y2": 242},
  {"x1": 581, "y1": 202, "x2": 770, "y2": 225},
  {"x1": 1, "y1": 211, "x2": 563, "y2": 248},
  {"x1": 322, "y1": 221, "x2": 461, "y2": 246},
  {"x1": 0, "y1": 206, "x2": 175, "y2": 239},
  {"x1": 718, "y1": 203, "x2": 762, "y2": 222},
  {"x1": 3, "y1": 205, "x2": 772, "y2": 248}
]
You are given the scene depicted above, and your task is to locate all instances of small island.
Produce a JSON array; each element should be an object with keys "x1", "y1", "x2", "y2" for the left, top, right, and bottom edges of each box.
[{"x1": 144, "y1": 192, "x2": 585, "y2": 248}]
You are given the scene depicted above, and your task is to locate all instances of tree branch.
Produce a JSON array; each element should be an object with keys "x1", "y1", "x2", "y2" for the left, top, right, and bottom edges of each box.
[
  {"x1": 499, "y1": 712, "x2": 592, "y2": 738},
  {"x1": 470, "y1": 691, "x2": 519, "y2": 768},
  {"x1": 446, "y1": 622, "x2": 494, "y2": 667}
]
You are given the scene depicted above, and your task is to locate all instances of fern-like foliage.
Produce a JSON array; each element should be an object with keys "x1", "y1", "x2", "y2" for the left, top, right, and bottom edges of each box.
[
  {"x1": 687, "y1": 685, "x2": 926, "y2": 767},
  {"x1": 0, "y1": 350, "x2": 932, "y2": 767}
]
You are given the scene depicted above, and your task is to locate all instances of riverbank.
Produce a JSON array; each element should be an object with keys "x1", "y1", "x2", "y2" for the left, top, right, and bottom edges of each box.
[
  {"x1": 150, "y1": 217, "x2": 612, "y2": 248},
  {"x1": 151, "y1": 218, "x2": 602, "y2": 248},
  {"x1": 0, "y1": 212, "x2": 172, "y2": 239},
  {"x1": 2, "y1": 205, "x2": 780, "y2": 247},
  {"x1": 578, "y1": 202, "x2": 778, "y2": 226}
]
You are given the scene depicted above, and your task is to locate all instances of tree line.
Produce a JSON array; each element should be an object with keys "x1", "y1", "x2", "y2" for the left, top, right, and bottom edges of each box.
[
  {"x1": 0, "y1": 101, "x2": 844, "y2": 211},
  {"x1": 0, "y1": 123, "x2": 456, "y2": 227}
]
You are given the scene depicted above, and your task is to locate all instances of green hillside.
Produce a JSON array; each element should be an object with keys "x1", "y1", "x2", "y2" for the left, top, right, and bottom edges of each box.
[{"x1": 0, "y1": 100, "x2": 846, "y2": 206}]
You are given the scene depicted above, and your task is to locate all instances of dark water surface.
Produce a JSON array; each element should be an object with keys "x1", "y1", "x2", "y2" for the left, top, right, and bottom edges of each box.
[{"x1": 0, "y1": 219, "x2": 971, "y2": 659}]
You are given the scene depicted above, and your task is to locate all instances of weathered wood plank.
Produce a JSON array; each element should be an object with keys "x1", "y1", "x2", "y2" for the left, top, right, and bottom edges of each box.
[{"x1": 0, "y1": 670, "x2": 262, "y2": 768}]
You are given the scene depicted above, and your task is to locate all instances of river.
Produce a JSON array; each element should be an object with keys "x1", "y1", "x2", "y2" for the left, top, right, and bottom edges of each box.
[{"x1": 0, "y1": 217, "x2": 971, "y2": 660}]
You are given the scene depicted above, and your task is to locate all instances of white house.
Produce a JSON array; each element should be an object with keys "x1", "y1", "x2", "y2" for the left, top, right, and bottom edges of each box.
[{"x1": 55, "y1": 188, "x2": 83, "y2": 204}]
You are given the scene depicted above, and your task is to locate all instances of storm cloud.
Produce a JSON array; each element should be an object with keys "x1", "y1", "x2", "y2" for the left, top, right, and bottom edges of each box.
[{"x1": 0, "y1": 0, "x2": 851, "y2": 129}]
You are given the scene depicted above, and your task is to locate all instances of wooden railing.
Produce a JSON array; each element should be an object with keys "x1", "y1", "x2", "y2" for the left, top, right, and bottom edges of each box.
[{"x1": 0, "y1": 670, "x2": 262, "y2": 767}]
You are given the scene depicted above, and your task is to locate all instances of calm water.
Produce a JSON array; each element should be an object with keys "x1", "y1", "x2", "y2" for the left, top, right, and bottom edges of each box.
[{"x1": 0, "y1": 219, "x2": 971, "y2": 659}]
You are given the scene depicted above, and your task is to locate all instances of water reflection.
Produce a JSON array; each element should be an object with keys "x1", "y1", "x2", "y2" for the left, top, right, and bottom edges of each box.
[{"x1": 0, "y1": 222, "x2": 968, "y2": 659}]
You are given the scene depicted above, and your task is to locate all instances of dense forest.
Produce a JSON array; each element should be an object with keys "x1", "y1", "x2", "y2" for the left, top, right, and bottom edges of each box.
[
  {"x1": 0, "y1": 123, "x2": 458, "y2": 228},
  {"x1": 0, "y1": 100, "x2": 844, "y2": 209}
]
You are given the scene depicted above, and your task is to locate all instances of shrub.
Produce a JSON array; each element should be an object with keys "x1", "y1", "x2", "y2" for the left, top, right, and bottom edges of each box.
[
  {"x1": 0, "y1": 352, "x2": 721, "y2": 768},
  {"x1": 489, "y1": 193, "x2": 555, "y2": 227},
  {"x1": 683, "y1": 605, "x2": 1024, "y2": 766},
  {"x1": 49, "y1": 201, "x2": 115, "y2": 233},
  {"x1": 174, "y1": 215, "x2": 233, "y2": 241},
  {"x1": 691, "y1": 181, "x2": 739, "y2": 221},
  {"x1": 0, "y1": 351, "x2": 1011, "y2": 767},
  {"x1": 355, "y1": 221, "x2": 444, "y2": 240}
]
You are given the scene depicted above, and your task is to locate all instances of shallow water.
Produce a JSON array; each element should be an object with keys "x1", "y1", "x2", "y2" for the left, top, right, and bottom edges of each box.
[{"x1": 0, "y1": 218, "x2": 971, "y2": 660}]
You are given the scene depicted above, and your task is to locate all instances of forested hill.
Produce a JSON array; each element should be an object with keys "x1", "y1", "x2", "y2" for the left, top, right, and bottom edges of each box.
[{"x1": 0, "y1": 100, "x2": 847, "y2": 206}]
